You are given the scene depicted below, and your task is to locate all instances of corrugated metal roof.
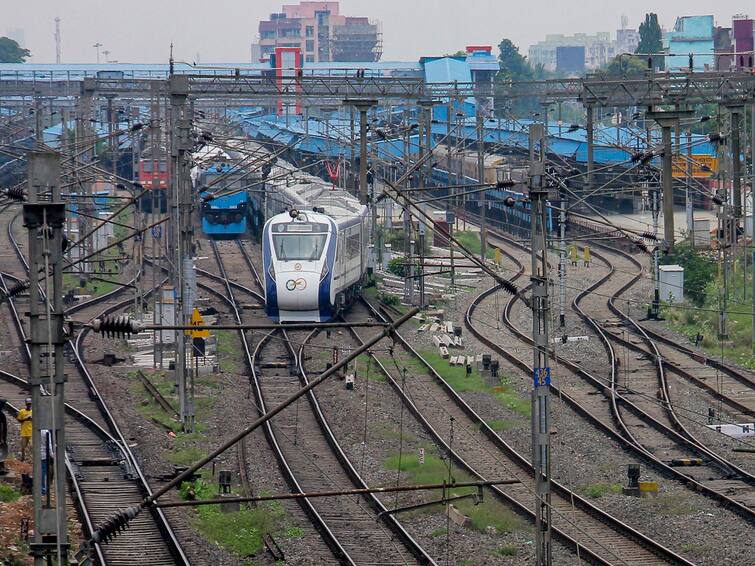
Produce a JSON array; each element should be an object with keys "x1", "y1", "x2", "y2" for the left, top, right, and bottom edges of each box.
[{"x1": 423, "y1": 57, "x2": 472, "y2": 85}]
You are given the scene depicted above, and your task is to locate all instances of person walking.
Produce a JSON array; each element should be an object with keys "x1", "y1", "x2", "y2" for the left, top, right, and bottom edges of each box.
[{"x1": 16, "y1": 398, "x2": 32, "y2": 462}]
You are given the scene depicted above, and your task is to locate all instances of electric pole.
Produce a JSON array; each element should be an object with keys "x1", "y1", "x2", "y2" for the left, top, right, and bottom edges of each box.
[
  {"x1": 528, "y1": 124, "x2": 552, "y2": 566},
  {"x1": 25, "y1": 151, "x2": 69, "y2": 565},
  {"x1": 169, "y1": 75, "x2": 195, "y2": 432}
]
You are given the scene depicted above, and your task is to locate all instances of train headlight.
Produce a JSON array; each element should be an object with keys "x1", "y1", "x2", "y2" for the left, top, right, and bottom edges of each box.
[{"x1": 320, "y1": 262, "x2": 329, "y2": 282}]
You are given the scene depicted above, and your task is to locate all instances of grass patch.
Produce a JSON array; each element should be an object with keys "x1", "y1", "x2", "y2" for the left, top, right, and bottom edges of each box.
[
  {"x1": 454, "y1": 230, "x2": 496, "y2": 260},
  {"x1": 182, "y1": 480, "x2": 284, "y2": 557},
  {"x1": 582, "y1": 483, "x2": 622, "y2": 499},
  {"x1": 488, "y1": 419, "x2": 517, "y2": 432},
  {"x1": 384, "y1": 450, "x2": 524, "y2": 533},
  {"x1": 0, "y1": 483, "x2": 20, "y2": 503},
  {"x1": 284, "y1": 526, "x2": 304, "y2": 539},
  {"x1": 403, "y1": 350, "x2": 530, "y2": 418},
  {"x1": 493, "y1": 544, "x2": 519, "y2": 557},
  {"x1": 431, "y1": 527, "x2": 448, "y2": 538},
  {"x1": 216, "y1": 330, "x2": 243, "y2": 372},
  {"x1": 168, "y1": 445, "x2": 207, "y2": 467}
]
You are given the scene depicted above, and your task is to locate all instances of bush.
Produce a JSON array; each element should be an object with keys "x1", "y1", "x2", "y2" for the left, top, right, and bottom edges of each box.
[
  {"x1": 387, "y1": 257, "x2": 407, "y2": 277},
  {"x1": 660, "y1": 243, "x2": 716, "y2": 307}
]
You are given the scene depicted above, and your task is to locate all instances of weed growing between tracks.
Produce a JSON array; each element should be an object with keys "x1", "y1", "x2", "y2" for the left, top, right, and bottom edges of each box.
[
  {"x1": 397, "y1": 350, "x2": 531, "y2": 418},
  {"x1": 178, "y1": 480, "x2": 293, "y2": 559},
  {"x1": 581, "y1": 483, "x2": 622, "y2": 499},
  {"x1": 385, "y1": 449, "x2": 525, "y2": 535},
  {"x1": 216, "y1": 330, "x2": 244, "y2": 373}
]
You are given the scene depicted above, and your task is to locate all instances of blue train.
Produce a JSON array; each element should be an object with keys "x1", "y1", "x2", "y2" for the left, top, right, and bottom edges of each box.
[
  {"x1": 194, "y1": 145, "x2": 261, "y2": 239},
  {"x1": 429, "y1": 166, "x2": 553, "y2": 234}
]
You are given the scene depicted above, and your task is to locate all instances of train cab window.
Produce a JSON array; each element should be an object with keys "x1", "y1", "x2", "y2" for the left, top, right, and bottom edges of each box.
[
  {"x1": 272, "y1": 222, "x2": 329, "y2": 261},
  {"x1": 273, "y1": 234, "x2": 327, "y2": 261}
]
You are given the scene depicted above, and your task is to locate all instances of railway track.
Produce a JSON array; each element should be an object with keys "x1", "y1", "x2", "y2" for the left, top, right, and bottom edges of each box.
[
  {"x1": 0, "y1": 205, "x2": 188, "y2": 565},
  {"x1": 468, "y1": 224, "x2": 755, "y2": 518},
  {"x1": 339, "y1": 296, "x2": 690, "y2": 565},
  {"x1": 208, "y1": 238, "x2": 435, "y2": 565}
]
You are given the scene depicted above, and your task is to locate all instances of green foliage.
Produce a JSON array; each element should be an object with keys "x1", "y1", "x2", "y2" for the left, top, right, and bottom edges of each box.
[
  {"x1": 662, "y1": 252, "x2": 754, "y2": 369},
  {"x1": 636, "y1": 14, "x2": 664, "y2": 70},
  {"x1": 387, "y1": 257, "x2": 407, "y2": 277},
  {"x1": 496, "y1": 39, "x2": 532, "y2": 82},
  {"x1": 454, "y1": 230, "x2": 495, "y2": 259},
  {"x1": 376, "y1": 291, "x2": 400, "y2": 306},
  {"x1": 384, "y1": 449, "x2": 524, "y2": 533},
  {"x1": 660, "y1": 242, "x2": 715, "y2": 307},
  {"x1": 181, "y1": 479, "x2": 286, "y2": 557},
  {"x1": 582, "y1": 483, "x2": 622, "y2": 498},
  {"x1": 601, "y1": 55, "x2": 648, "y2": 76},
  {"x1": 0, "y1": 483, "x2": 21, "y2": 503},
  {"x1": 494, "y1": 544, "x2": 519, "y2": 556},
  {"x1": 0, "y1": 37, "x2": 30, "y2": 63}
]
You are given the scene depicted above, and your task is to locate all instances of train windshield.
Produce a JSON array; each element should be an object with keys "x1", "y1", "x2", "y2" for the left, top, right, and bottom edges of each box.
[{"x1": 273, "y1": 234, "x2": 328, "y2": 261}]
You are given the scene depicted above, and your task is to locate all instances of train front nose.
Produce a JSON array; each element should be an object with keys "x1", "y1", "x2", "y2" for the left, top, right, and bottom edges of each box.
[{"x1": 275, "y1": 270, "x2": 320, "y2": 313}]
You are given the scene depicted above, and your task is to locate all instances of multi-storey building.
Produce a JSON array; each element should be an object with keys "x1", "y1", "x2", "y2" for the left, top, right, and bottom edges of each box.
[
  {"x1": 665, "y1": 15, "x2": 715, "y2": 71},
  {"x1": 529, "y1": 32, "x2": 616, "y2": 71},
  {"x1": 255, "y1": 2, "x2": 382, "y2": 63}
]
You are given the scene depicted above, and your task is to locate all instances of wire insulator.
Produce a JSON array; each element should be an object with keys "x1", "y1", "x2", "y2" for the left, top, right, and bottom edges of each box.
[
  {"x1": 4, "y1": 186, "x2": 25, "y2": 201},
  {"x1": 0, "y1": 280, "x2": 30, "y2": 302},
  {"x1": 641, "y1": 231, "x2": 658, "y2": 241},
  {"x1": 91, "y1": 505, "x2": 141, "y2": 543},
  {"x1": 498, "y1": 278, "x2": 518, "y2": 296},
  {"x1": 92, "y1": 315, "x2": 143, "y2": 338}
]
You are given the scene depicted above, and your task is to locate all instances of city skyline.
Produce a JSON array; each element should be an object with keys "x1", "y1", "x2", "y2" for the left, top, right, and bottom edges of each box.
[{"x1": 3, "y1": 0, "x2": 752, "y2": 64}]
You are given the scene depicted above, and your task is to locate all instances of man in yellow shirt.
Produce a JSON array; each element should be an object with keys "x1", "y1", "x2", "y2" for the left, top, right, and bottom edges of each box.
[{"x1": 16, "y1": 398, "x2": 32, "y2": 462}]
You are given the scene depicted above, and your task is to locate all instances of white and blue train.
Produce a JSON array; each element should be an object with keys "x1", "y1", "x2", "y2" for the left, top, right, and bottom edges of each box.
[{"x1": 263, "y1": 174, "x2": 369, "y2": 322}]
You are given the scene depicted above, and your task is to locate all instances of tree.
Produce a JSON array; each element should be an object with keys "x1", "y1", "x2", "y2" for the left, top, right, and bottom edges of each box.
[
  {"x1": 0, "y1": 37, "x2": 30, "y2": 63},
  {"x1": 636, "y1": 13, "x2": 664, "y2": 70},
  {"x1": 602, "y1": 54, "x2": 648, "y2": 76},
  {"x1": 496, "y1": 38, "x2": 532, "y2": 81},
  {"x1": 443, "y1": 50, "x2": 468, "y2": 58}
]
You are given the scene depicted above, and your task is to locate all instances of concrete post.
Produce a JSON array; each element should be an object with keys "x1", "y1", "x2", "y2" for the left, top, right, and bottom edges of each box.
[
  {"x1": 730, "y1": 106, "x2": 743, "y2": 219},
  {"x1": 169, "y1": 76, "x2": 195, "y2": 432},
  {"x1": 25, "y1": 151, "x2": 68, "y2": 565}
]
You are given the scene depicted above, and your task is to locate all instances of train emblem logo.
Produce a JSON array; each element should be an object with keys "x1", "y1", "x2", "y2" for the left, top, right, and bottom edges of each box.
[
  {"x1": 294, "y1": 263, "x2": 302, "y2": 271},
  {"x1": 286, "y1": 278, "x2": 307, "y2": 291}
]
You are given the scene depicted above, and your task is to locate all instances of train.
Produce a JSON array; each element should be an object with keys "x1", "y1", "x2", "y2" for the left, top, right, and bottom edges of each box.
[
  {"x1": 429, "y1": 165, "x2": 554, "y2": 235},
  {"x1": 194, "y1": 146, "x2": 252, "y2": 238},
  {"x1": 262, "y1": 172, "x2": 369, "y2": 323},
  {"x1": 136, "y1": 156, "x2": 168, "y2": 213}
]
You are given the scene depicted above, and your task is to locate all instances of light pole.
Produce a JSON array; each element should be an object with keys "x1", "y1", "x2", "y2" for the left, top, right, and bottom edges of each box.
[{"x1": 93, "y1": 42, "x2": 102, "y2": 64}]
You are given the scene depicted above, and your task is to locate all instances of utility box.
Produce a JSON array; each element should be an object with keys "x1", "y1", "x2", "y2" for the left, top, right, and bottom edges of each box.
[
  {"x1": 659, "y1": 265, "x2": 684, "y2": 303},
  {"x1": 693, "y1": 219, "x2": 711, "y2": 248}
]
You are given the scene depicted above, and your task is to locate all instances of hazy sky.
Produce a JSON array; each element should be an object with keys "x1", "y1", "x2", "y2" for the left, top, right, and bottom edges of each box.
[{"x1": 4, "y1": 1, "x2": 751, "y2": 64}]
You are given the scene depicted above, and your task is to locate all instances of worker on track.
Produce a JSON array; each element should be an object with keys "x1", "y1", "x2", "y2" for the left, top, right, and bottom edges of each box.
[
  {"x1": 16, "y1": 397, "x2": 32, "y2": 462},
  {"x1": 583, "y1": 246, "x2": 591, "y2": 267},
  {"x1": 570, "y1": 244, "x2": 578, "y2": 266}
]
